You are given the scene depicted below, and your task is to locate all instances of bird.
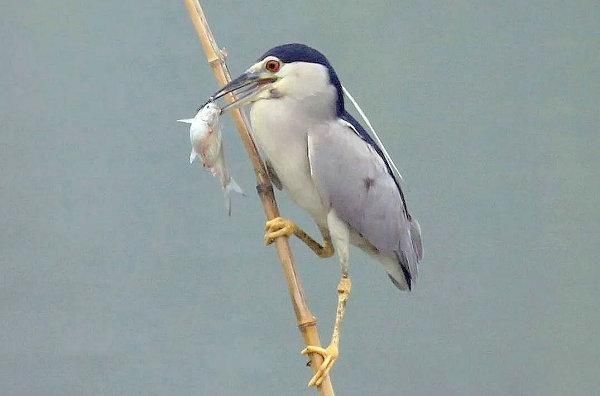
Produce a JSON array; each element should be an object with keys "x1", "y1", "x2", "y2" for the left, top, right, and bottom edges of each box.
[{"x1": 208, "y1": 43, "x2": 423, "y2": 387}]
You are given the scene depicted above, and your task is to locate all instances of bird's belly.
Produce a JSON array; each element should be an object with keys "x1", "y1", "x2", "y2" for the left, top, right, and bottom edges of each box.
[{"x1": 250, "y1": 100, "x2": 328, "y2": 223}]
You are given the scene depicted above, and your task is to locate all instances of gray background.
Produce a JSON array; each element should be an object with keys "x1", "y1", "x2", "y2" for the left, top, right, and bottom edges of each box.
[{"x1": 1, "y1": 1, "x2": 599, "y2": 395}]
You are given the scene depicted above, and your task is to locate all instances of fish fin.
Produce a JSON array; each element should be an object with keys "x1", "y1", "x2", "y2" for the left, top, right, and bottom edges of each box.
[
  {"x1": 177, "y1": 118, "x2": 194, "y2": 124},
  {"x1": 223, "y1": 177, "x2": 246, "y2": 216},
  {"x1": 189, "y1": 150, "x2": 198, "y2": 164}
]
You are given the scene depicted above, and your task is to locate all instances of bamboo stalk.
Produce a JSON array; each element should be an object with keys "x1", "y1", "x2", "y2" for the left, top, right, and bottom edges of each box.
[{"x1": 183, "y1": 1, "x2": 335, "y2": 394}]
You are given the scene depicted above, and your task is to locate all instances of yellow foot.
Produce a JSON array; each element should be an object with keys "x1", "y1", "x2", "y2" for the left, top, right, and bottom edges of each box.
[
  {"x1": 301, "y1": 344, "x2": 339, "y2": 387},
  {"x1": 264, "y1": 217, "x2": 297, "y2": 245}
]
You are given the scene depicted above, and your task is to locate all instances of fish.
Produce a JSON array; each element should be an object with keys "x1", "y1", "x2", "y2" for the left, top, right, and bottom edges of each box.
[{"x1": 178, "y1": 102, "x2": 245, "y2": 216}]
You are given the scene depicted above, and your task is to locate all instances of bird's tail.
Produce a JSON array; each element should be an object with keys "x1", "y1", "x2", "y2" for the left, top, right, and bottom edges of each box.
[
  {"x1": 378, "y1": 254, "x2": 413, "y2": 291},
  {"x1": 381, "y1": 218, "x2": 423, "y2": 291}
]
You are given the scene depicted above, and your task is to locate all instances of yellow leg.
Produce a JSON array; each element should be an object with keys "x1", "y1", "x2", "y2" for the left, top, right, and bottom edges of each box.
[
  {"x1": 264, "y1": 217, "x2": 334, "y2": 258},
  {"x1": 301, "y1": 276, "x2": 352, "y2": 387}
]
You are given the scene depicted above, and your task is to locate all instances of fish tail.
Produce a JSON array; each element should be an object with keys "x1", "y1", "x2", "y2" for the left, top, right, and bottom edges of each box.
[
  {"x1": 223, "y1": 177, "x2": 245, "y2": 216},
  {"x1": 225, "y1": 177, "x2": 245, "y2": 196},
  {"x1": 224, "y1": 191, "x2": 232, "y2": 217}
]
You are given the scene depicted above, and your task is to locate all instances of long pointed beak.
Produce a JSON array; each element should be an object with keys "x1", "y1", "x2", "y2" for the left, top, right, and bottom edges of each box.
[{"x1": 207, "y1": 71, "x2": 276, "y2": 112}]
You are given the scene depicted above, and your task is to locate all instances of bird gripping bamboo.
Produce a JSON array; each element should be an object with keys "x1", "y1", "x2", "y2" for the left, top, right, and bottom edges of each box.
[{"x1": 183, "y1": 1, "x2": 335, "y2": 394}]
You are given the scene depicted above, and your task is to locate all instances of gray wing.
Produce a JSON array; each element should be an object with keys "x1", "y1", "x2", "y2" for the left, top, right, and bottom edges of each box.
[{"x1": 308, "y1": 120, "x2": 421, "y2": 288}]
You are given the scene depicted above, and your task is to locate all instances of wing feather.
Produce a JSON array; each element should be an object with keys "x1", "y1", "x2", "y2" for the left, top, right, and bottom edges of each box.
[{"x1": 308, "y1": 121, "x2": 421, "y2": 287}]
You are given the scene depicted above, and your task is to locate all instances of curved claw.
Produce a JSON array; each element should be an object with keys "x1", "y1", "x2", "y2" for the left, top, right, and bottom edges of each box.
[
  {"x1": 264, "y1": 217, "x2": 297, "y2": 245},
  {"x1": 301, "y1": 344, "x2": 339, "y2": 387}
]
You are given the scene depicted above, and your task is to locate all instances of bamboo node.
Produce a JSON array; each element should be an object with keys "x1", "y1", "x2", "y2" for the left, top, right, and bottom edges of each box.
[
  {"x1": 256, "y1": 183, "x2": 274, "y2": 195},
  {"x1": 297, "y1": 317, "x2": 318, "y2": 330},
  {"x1": 207, "y1": 55, "x2": 222, "y2": 66}
]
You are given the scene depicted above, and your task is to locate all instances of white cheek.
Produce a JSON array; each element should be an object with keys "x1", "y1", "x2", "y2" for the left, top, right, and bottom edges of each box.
[
  {"x1": 278, "y1": 64, "x2": 330, "y2": 100},
  {"x1": 273, "y1": 76, "x2": 292, "y2": 96}
]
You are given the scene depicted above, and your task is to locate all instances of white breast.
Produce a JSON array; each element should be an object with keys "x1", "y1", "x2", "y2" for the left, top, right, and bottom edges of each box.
[{"x1": 249, "y1": 98, "x2": 329, "y2": 224}]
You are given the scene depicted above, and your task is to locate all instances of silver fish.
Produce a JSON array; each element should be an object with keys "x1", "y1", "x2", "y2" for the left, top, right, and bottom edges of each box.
[{"x1": 178, "y1": 102, "x2": 244, "y2": 215}]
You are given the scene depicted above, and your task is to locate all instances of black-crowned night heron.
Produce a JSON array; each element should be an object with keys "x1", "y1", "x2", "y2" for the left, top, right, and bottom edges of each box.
[{"x1": 210, "y1": 43, "x2": 423, "y2": 386}]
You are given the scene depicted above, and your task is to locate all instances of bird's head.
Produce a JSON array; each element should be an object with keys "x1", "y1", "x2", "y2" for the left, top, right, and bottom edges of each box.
[{"x1": 211, "y1": 43, "x2": 344, "y2": 116}]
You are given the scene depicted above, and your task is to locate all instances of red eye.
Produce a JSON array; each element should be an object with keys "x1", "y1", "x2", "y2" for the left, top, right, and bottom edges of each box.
[{"x1": 265, "y1": 59, "x2": 281, "y2": 73}]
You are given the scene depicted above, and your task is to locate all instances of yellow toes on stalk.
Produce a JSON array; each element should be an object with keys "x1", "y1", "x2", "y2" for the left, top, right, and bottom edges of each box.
[
  {"x1": 301, "y1": 344, "x2": 339, "y2": 387},
  {"x1": 264, "y1": 217, "x2": 298, "y2": 245}
]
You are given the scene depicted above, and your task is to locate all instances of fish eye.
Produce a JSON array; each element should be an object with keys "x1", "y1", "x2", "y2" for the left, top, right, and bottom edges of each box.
[{"x1": 265, "y1": 59, "x2": 281, "y2": 73}]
